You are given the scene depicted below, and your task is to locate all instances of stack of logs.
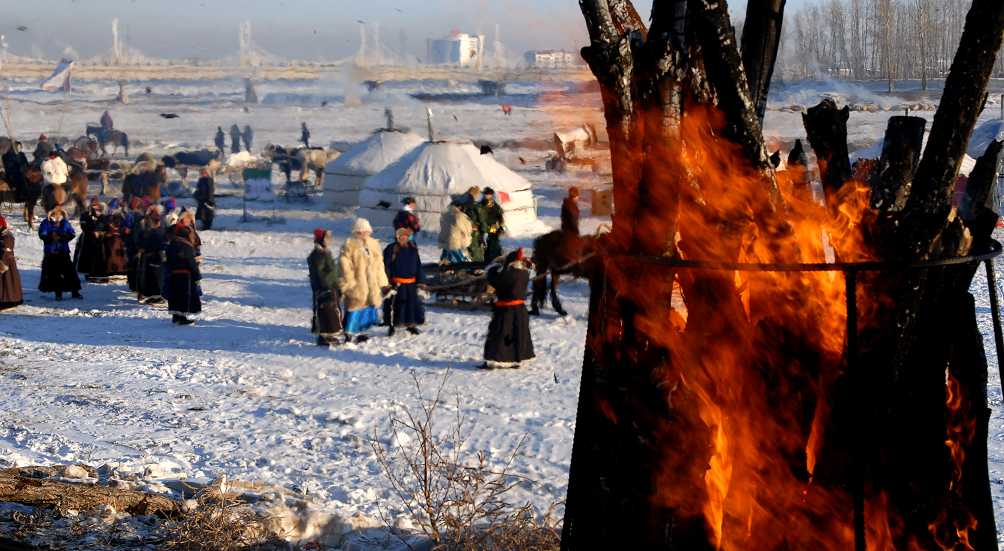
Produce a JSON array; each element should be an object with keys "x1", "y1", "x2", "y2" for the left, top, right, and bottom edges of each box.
[{"x1": 563, "y1": 0, "x2": 1004, "y2": 549}]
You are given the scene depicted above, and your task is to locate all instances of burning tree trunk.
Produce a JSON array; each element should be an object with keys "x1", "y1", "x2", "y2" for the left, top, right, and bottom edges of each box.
[{"x1": 563, "y1": 0, "x2": 1004, "y2": 549}]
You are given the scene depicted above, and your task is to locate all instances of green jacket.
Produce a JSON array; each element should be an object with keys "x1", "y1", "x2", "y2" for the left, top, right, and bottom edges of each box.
[
  {"x1": 308, "y1": 246, "x2": 339, "y2": 293},
  {"x1": 479, "y1": 200, "x2": 505, "y2": 235}
]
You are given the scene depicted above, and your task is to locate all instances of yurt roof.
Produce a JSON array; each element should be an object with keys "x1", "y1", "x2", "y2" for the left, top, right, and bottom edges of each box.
[
  {"x1": 364, "y1": 140, "x2": 534, "y2": 197},
  {"x1": 324, "y1": 129, "x2": 424, "y2": 177},
  {"x1": 968, "y1": 119, "x2": 1004, "y2": 159}
]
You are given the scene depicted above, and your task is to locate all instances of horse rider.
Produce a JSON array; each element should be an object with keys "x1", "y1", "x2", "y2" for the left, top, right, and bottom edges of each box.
[
  {"x1": 300, "y1": 122, "x2": 311, "y2": 148},
  {"x1": 33, "y1": 134, "x2": 53, "y2": 165},
  {"x1": 214, "y1": 127, "x2": 226, "y2": 154},
  {"x1": 100, "y1": 110, "x2": 114, "y2": 132},
  {"x1": 41, "y1": 150, "x2": 68, "y2": 187},
  {"x1": 2, "y1": 142, "x2": 28, "y2": 197},
  {"x1": 561, "y1": 186, "x2": 581, "y2": 236}
]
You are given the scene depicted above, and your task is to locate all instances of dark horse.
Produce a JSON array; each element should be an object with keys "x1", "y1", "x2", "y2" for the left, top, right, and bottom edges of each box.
[
  {"x1": 0, "y1": 165, "x2": 44, "y2": 228},
  {"x1": 530, "y1": 230, "x2": 598, "y2": 317},
  {"x1": 86, "y1": 124, "x2": 130, "y2": 157}
]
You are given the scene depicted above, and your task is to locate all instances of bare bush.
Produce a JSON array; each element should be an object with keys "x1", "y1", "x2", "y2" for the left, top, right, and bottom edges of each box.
[
  {"x1": 371, "y1": 371, "x2": 561, "y2": 551},
  {"x1": 163, "y1": 481, "x2": 286, "y2": 551}
]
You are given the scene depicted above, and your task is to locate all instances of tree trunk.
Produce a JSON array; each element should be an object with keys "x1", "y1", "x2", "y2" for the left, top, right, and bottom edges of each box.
[
  {"x1": 870, "y1": 115, "x2": 926, "y2": 213},
  {"x1": 802, "y1": 98, "x2": 852, "y2": 203}
]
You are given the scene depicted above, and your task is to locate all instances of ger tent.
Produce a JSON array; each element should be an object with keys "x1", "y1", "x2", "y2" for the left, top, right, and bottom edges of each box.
[
  {"x1": 323, "y1": 129, "x2": 424, "y2": 209},
  {"x1": 357, "y1": 141, "x2": 544, "y2": 238}
]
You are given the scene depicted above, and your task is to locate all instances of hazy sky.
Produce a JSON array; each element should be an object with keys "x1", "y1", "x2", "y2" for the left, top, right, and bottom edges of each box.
[{"x1": 0, "y1": 0, "x2": 802, "y2": 62}]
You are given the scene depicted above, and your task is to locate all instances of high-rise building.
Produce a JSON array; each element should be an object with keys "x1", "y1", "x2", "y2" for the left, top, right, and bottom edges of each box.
[{"x1": 426, "y1": 32, "x2": 485, "y2": 68}]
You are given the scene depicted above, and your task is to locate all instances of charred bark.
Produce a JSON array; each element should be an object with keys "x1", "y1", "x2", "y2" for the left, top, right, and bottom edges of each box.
[
  {"x1": 870, "y1": 116, "x2": 926, "y2": 214},
  {"x1": 802, "y1": 98, "x2": 852, "y2": 204},
  {"x1": 740, "y1": 0, "x2": 787, "y2": 124}
]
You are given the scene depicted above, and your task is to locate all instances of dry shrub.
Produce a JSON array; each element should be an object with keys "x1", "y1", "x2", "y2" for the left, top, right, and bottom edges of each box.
[
  {"x1": 372, "y1": 372, "x2": 561, "y2": 551},
  {"x1": 164, "y1": 481, "x2": 286, "y2": 551}
]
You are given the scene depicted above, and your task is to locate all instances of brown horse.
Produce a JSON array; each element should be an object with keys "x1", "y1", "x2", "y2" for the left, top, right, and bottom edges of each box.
[
  {"x1": 530, "y1": 231, "x2": 598, "y2": 317},
  {"x1": 122, "y1": 164, "x2": 165, "y2": 204}
]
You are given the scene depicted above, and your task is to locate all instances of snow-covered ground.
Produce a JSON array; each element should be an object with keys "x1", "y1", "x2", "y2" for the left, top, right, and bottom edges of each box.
[{"x1": 1, "y1": 76, "x2": 1004, "y2": 547}]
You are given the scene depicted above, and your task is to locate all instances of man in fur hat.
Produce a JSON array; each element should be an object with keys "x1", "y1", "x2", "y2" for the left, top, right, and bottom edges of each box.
[
  {"x1": 383, "y1": 227, "x2": 424, "y2": 336},
  {"x1": 561, "y1": 186, "x2": 581, "y2": 236},
  {"x1": 392, "y1": 197, "x2": 421, "y2": 241},
  {"x1": 338, "y1": 218, "x2": 389, "y2": 343},
  {"x1": 41, "y1": 150, "x2": 68, "y2": 186},
  {"x1": 308, "y1": 228, "x2": 343, "y2": 346},
  {"x1": 38, "y1": 206, "x2": 82, "y2": 301},
  {"x1": 480, "y1": 248, "x2": 534, "y2": 369},
  {"x1": 76, "y1": 198, "x2": 108, "y2": 280},
  {"x1": 455, "y1": 186, "x2": 484, "y2": 262},
  {"x1": 194, "y1": 168, "x2": 215, "y2": 231}
]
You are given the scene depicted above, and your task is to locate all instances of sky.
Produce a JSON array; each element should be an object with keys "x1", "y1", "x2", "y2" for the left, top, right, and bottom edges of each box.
[{"x1": 0, "y1": 0, "x2": 803, "y2": 62}]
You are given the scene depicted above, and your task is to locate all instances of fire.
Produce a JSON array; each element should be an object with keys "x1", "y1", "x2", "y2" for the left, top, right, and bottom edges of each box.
[{"x1": 928, "y1": 372, "x2": 979, "y2": 550}]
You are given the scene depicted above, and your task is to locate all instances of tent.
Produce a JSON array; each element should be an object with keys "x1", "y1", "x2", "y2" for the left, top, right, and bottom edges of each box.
[
  {"x1": 967, "y1": 119, "x2": 1004, "y2": 159},
  {"x1": 358, "y1": 141, "x2": 545, "y2": 238},
  {"x1": 322, "y1": 129, "x2": 424, "y2": 209}
]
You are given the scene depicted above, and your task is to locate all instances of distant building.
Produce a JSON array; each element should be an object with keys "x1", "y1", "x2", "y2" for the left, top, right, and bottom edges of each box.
[
  {"x1": 523, "y1": 50, "x2": 581, "y2": 69},
  {"x1": 426, "y1": 32, "x2": 485, "y2": 68}
]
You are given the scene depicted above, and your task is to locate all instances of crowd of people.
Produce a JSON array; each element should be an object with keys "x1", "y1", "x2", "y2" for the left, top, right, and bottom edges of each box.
[
  {"x1": 0, "y1": 194, "x2": 208, "y2": 325},
  {"x1": 215, "y1": 125, "x2": 254, "y2": 155},
  {"x1": 307, "y1": 186, "x2": 582, "y2": 370}
]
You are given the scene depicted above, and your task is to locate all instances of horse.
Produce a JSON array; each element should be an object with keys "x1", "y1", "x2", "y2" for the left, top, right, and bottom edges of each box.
[
  {"x1": 263, "y1": 144, "x2": 339, "y2": 186},
  {"x1": 39, "y1": 163, "x2": 89, "y2": 217},
  {"x1": 529, "y1": 230, "x2": 600, "y2": 317},
  {"x1": 0, "y1": 163, "x2": 44, "y2": 228},
  {"x1": 162, "y1": 149, "x2": 221, "y2": 180},
  {"x1": 122, "y1": 163, "x2": 166, "y2": 204},
  {"x1": 86, "y1": 125, "x2": 130, "y2": 157}
]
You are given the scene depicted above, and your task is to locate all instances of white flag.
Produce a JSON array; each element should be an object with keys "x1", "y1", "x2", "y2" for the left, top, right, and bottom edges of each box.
[{"x1": 40, "y1": 59, "x2": 74, "y2": 93}]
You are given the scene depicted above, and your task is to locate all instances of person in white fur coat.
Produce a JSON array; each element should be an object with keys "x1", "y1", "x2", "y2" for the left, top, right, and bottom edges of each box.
[
  {"x1": 338, "y1": 218, "x2": 389, "y2": 342},
  {"x1": 438, "y1": 204, "x2": 473, "y2": 264}
]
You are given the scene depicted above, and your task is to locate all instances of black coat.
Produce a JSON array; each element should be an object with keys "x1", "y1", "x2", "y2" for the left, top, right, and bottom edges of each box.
[
  {"x1": 561, "y1": 197, "x2": 580, "y2": 235},
  {"x1": 76, "y1": 210, "x2": 109, "y2": 276},
  {"x1": 165, "y1": 231, "x2": 202, "y2": 316},
  {"x1": 383, "y1": 243, "x2": 425, "y2": 326},
  {"x1": 484, "y1": 261, "x2": 534, "y2": 363},
  {"x1": 137, "y1": 225, "x2": 166, "y2": 298}
]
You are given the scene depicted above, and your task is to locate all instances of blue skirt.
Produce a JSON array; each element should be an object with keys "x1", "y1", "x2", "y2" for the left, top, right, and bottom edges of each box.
[
  {"x1": 344, "y1": 305, "x2": 379, "y2": 334},
  {"x1": 440, "y1": 249, "x2": 468, "y2": 263}
]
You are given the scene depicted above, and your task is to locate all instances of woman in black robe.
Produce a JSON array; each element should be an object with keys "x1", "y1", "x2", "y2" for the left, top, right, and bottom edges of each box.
[
  {"x1": 481, "y1": 248, "x2": 534, "y2": 369},
  {"x1": 383, "y1": 228, "x2": 424, "y2": 336},
  {"x1": 165, "y1": 221, "x2": 202, "y2": 325},
  {"x1": 136, "y1": 209, "x2": 167, "y2": 304}
]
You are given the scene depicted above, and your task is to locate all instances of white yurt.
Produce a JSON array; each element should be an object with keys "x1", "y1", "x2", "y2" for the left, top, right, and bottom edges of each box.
[
  {"x1": 322, "y1": 129, "x2": 425, "y2": 209},
  {"x1": 357, "y1": 141, "x2": 544, "y2": 238}
]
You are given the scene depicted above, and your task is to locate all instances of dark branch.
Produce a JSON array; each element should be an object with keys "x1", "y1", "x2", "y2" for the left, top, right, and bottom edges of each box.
[{"x1": 740, "y1": 0, "x2": 787, "y2": 124}]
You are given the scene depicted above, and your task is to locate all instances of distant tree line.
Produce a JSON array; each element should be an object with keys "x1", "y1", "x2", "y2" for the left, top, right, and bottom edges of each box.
[{"x1": 770, "y1": 0, "x2": 1004, "y2": 87}]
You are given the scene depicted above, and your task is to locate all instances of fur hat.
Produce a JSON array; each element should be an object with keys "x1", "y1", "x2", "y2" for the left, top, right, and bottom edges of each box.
[
  {"x1": 395, "y1": 227, "x2": 412, "y2": 239},
  {"x1": 401, "y1": 196, "x2": 416, "y2": 206},
  {"x1": 482, "y1": 187, "x2": 495, "y2": 196},
  {"x1": 467, "y1": 186, "x2": 480, "y2": 196},
  {"x1": 313, "y1": 228, "x2": 327, "y2": 243},
  {"x1": 506, "y1": 248, "x2": 525, "y2": 264},
  {"x1": 352, "y1": 218, "x2": 373, "y2": 234},
  {"x1": 165, "y1": 211, "x2": 180, "y2": 227},
  {"x1": 568, "y1": 186, "x2": 580, "y2": 198}
]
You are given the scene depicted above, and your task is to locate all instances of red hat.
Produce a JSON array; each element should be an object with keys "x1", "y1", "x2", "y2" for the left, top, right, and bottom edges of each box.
[
  {"x1": 0, "y1": 215, "x2": 7, "y2": 229},
  {"x1": 313, "y1": 228, "x2": 326, "y2": 243},
  {"x1": 38, "y1": 133, "x2": 47, "y2": 141}
]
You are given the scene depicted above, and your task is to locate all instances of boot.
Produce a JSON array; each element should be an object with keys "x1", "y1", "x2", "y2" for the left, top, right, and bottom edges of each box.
[
  {"x1": 178, "y1": 317, "x2": 195, "y2": 326},
  {"x1": 55, "y1": 292, "x2": 63, "y2": 301},
  {"x1": 355, "y1": 334, "x2": 369, "y2": 344},
  {"x1": 72, "y1": 291, "x2": 83, "y2": 299},
  {"x1": 317, "y1": 336, "x2": 329, "y2": 346},
  {"x1": 172, "y1": 314, "x2": 182, "y2": 324},
  {"x1": 407, "y1": 326, "x2": 421, "y2": 335},
  {"x1": 388, "y1": 326, "x2": 396, "y2": 337}
]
